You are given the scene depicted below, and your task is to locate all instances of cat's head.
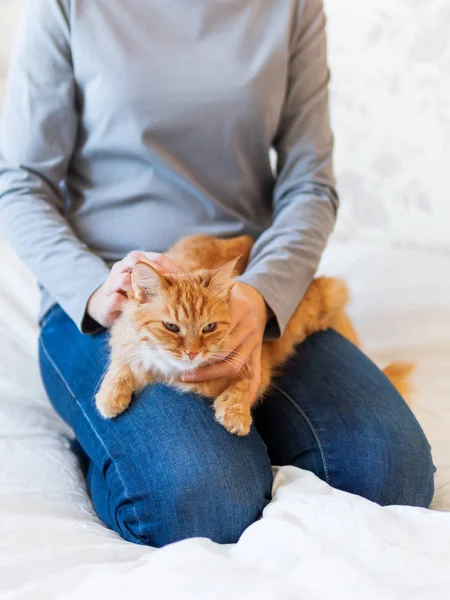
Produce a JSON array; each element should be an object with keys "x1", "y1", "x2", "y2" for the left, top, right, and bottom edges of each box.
[{"x1": 127, "y1": 260, "x2": 238, "y2": 372}]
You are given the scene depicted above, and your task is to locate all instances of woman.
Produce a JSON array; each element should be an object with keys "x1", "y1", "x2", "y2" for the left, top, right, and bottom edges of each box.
[{"x1": 0, "y1": 0, "x2": 434, "y2": 548}]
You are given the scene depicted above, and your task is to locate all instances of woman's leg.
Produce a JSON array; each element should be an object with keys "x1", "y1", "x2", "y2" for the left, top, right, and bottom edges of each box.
[
  {"x1": 39, "y1": 306, "x2": 273, "y2": 547},
  {"x1": 253, "y1": 329, "x2": 434, "y2": 507}
]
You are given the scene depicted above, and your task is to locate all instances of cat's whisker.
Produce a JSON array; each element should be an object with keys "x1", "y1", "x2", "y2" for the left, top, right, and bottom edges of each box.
[
  {"x1": 95, "y1": 367, "x2": 112, "y2": 396},
  {"x1": 107, "y1": 353, "x2": 147, "y2": 375},
  {"x1": 94, "y1": 358, "x2": 131, "y2": 395},
  {"x1": 206, "y1": 359, "x2": 251, "y2": 380},
  {"x1": 208, "y1": 351, "x2": 253, "y2": 370},
  {"x1": 95, "y1": 353, "x2": 147, "y2": 397},
  {"x1": 208, "y1": 355, "x2": 254, "y2": 379},
  {"x1": 209, "y1": 348, "x2": 251, "y2": 359},
  {"x1": 206, "y1": 359, "x2": 251, "y2": 374},
  {"x1": 208, "y1": 350, "x2": 247, "y2": 360}
]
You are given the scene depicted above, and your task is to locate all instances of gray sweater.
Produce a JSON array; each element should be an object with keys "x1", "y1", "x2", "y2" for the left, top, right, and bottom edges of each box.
[{"x1": 0, "y1": 0, "x2": 338, "y2": 337}]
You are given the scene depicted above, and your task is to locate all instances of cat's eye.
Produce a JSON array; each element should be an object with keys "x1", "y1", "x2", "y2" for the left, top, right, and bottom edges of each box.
[
  {"x1": 202, "y1": 323, "x2": 217, "y2": 333},
  {"x1": 163, "y1": 322, "x2": 180, "y2": 333}
]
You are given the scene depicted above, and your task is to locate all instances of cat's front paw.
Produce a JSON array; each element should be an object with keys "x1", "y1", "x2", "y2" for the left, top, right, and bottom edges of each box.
[
  {"x1": 96, "y1": 384, "x2": 132, "y2": 419},
  {"x1": 214, "y1": 396, "x2": 252, "y2": 436}
]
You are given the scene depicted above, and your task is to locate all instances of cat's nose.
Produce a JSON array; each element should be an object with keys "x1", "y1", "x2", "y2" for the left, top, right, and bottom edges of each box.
[{"x1": 187, "y1": 352, "x2": 199, "y2": 360}]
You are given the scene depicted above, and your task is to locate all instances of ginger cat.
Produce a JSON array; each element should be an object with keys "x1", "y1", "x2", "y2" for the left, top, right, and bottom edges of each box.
[{"x1": 96, "y1": 235, "x2": 411, "y2": 435}]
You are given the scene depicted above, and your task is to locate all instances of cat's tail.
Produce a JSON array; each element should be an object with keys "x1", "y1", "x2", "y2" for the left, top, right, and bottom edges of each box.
[{"x1": 382, "y1": 361, "x2": 415, "y2": 402}]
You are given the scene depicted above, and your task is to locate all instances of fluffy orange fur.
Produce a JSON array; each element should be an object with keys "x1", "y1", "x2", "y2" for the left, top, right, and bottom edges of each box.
[{"x1": 96, "y1": 234, "x2": 412, "y2": 435}]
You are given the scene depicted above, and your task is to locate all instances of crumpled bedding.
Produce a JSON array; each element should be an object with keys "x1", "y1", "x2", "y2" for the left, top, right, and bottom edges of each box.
[{"x1": 0, "y1": 239, "x2": 449, "y2": 599}]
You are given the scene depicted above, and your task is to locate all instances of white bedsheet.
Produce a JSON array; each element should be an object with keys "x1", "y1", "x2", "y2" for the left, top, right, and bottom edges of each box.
[{"x1": 1, "y1": 239, "x2": 449, "y2": 600}]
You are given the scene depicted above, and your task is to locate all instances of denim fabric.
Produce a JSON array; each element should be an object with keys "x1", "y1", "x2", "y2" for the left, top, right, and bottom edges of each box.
[{"x1": 38, "y1": 305, "x2": 434, "y2": 548}]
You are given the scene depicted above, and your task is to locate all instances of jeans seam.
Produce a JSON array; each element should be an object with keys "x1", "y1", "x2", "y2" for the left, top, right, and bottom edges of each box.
[
  {"x1": 271, "y1": 384, "x2": 330, "y2": 485},
  {"x1": 38, "y1": 336, "x2": 144, "y2": 541},
  {"x1": 39, "y1": 304, "x2": 61, "y2": 330}
]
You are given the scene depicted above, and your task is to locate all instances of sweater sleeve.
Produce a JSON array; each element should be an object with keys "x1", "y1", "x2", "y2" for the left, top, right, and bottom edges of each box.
[
  {"x1": 237, "y1": 0, "x2": 339, "y2": 339},
  {"x1": 0, "y1": 0, "x2": 110, "y2": 332}
]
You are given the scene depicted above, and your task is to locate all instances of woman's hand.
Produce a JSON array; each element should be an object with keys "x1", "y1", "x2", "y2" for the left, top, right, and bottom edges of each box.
[
  {"x1": 182, "y1": 281, "x2": 270, "y2": 403},
  {"x1": 87, "y1": 251, "x2": 181, "y2": 328}
]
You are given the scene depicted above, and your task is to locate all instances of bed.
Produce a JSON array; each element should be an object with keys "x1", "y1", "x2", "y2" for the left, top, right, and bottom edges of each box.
[
  {"x1": 1, "y1": 0, "x2": 450, "y2": 598},
  {"x1": 0, "y1": 238, "x2": 450, "y2": 599}
]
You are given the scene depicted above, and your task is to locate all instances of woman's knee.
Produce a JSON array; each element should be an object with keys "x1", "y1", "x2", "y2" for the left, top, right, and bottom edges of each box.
[
  {"x1": 333, "y1": 411, "x2": 435, "y2": 508},
  {"x1": 297, "y1": 331, "x2": 434, "y2": 507},
  {"x1": 268, "y1": 330, "x2": 435, "y2": 508},
  {"x1": 113, "y1": 436, "x2": 272, "y2": 547},
  {"x1": 94, "y1": 385, "x2": 273, "y2": 547}
]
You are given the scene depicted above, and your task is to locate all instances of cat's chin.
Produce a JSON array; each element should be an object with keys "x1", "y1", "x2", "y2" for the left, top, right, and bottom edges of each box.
[
  {"x1": 166, "y1": 355, "x2": 206, "y2": 373},
  {"x1": 140, "y1": 346, "x2": 207, "y2": 377}
]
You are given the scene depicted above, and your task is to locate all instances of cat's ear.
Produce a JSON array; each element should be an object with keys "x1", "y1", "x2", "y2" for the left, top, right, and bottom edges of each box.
[
  {"x1": 132, "y1": 262, "x2": 168, "y2": 303},
  {"x1": 207, "y1": 257, "x2": 240, "y2": 296}
]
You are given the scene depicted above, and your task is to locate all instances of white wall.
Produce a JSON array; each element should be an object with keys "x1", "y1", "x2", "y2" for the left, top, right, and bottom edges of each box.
[
  {"x1": 1, "y1": 0, "x2": 449, "y2": 251},
  {"x1": 0, "y1": 0, "x2": 23, "y2": 104},
  {"x1": 325, "y1": 0, "x2": 450, "y2": 251}
]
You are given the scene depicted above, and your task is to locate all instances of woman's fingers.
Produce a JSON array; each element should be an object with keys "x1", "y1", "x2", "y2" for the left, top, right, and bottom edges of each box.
[
  {"x1": 106, "y1": 271, "x2": 132, "y2": 295},
  {"x1": 109, "y1": 251, "x2": 182, "y2": 297},
  {"x1": 141, "y1": 252, "x2": 183, "y2": 274},
  {"x1": 247, "y1": 344, "x2": 262, "y2": 402},
  {"x1": 97, "y1": 250, "x2": 182, "y2": 328},
  {"x1": 99, "y1": 292, "x2": 128, "y2": 327},
  {"x1": 107, "y1": 292, "x2": 127, "y2": 314},
  {"x1": 112, "y1": 251, "x2": 182, "y2": 276}
]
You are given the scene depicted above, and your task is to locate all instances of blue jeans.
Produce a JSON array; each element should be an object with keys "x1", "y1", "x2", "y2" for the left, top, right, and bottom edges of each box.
[{"x1": 38, "y1": 305, "x2": 434, "y2": 548}]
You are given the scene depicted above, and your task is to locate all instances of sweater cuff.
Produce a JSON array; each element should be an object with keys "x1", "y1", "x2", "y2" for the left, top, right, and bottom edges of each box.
[
  {"x1": 236, "y1": 272, "x2": 288, "y2": 341},
  {"x1": 68, "y1": 267, "x2": 110, "y2": 334}
]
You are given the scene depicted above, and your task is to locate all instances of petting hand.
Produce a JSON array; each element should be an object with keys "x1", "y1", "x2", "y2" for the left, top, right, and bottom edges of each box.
[
  {"x1": 182, "y1": 281, "x2": 270, "y2": 403},
  {"x1": 87, "y1": 250, "x2": 182, "y2": 328}
]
